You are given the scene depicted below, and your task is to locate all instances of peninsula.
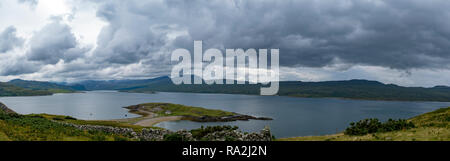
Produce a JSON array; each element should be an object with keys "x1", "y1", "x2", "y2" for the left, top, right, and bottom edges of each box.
[{"x1": 116, "y1": 103, "x2": 272, "y2": 126}]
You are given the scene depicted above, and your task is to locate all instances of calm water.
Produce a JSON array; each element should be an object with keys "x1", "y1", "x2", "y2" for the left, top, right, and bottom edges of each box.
[{"x1": 1, "y1": 91, "x2": 450, "y2": 138}]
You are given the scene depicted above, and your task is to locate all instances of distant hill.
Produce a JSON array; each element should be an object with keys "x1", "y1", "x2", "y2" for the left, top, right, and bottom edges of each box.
[
  {"x1": 85, "y1": 76, "x2": 450, "y2": 102},
  {"x1": 0, "y1": 82, "x2": 52, "y2": 96},
  {"x1": 11, "y1": 76, "x2": 450, "y2": 102},
  {"x1": 432, "y1": 85, "x2": 450, "y2": 91},
  {"x1": 7, "y1": 79, "x2": 82, "y2": 93},
  {"x1": 78, "y1": 76, "x2": 170, "y2": 90},
  {"x1": 277, "y1": 80, "x2": 450, "y2": 101}
]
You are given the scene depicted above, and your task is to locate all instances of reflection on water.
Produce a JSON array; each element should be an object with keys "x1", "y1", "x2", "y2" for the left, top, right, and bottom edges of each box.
[{"x1": 2, "y1": 91, "x2": 450, "y2": 138}]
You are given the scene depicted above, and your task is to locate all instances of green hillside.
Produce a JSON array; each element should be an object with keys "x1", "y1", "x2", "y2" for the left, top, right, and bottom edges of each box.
[
  {"x1": 0, "y1": 112, "x2": 132, "y2": 141},
  {"x1": 8, "y1": 79, "x2": 79, "y2": 93},
  {"x1": 0, "y1": 82, "x2": 52, "y2": 96},
  {"x1": 78, "y1": 76, "x2": 169, "y2": 90}
]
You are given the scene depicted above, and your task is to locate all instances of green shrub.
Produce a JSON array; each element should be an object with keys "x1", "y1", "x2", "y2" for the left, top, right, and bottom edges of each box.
[
  {"x1": 190, "y1": 125, "x2": 238, "y2": 139},
  {"x1": 29, "y1": 115, "x2": 45, "y2": 119},
  {"x1": 113, "y1": 135, "x2": 129, "y2": 141},
  {"x1": 345, "y1": 118, "x2": 415, "y2": 136},
  {"x1": 52, "y1": 117, "x2": 64, "y2": 121},
  {"x1": 64, "y1": 116, "x2": 77, "y2": 120},
  {"x1": 382, "y1": 119, "x2": 415, "y2": 132},
  {"x1": 344, "y1": 118, "x2": 382, "y2": 135},
  {"x1": 224, "y1": 135, "x2": 238, "y2": 141},
  {"x1": 163, "y1": 133, "x2": 184, "y2": 141}
]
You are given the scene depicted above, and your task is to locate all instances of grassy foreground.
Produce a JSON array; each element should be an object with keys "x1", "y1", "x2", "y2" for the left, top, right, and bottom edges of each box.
[
  {"x1": 0, "y1": 112, "x2": 135, "y2": 141},
  {"x1": 0, "y1": 103, "x2": 239, "y2": 141},
  {"x1": 278, "y1": 107, "x2": 450, "y2": 141}
]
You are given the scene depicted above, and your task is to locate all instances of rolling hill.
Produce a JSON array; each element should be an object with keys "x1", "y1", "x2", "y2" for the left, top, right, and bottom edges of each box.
[
  {"x1": 0, "y1": 82, "x2": 52, "y2": 96},
  {"x1": 76, "y1": 76, "x2": 169, "y2": 90},
  {"x1": 8, "y1": 79, "x2": 82, "y2": 93},
  {"x1": 78, "y1": 76, "x2": 450, "y2": 102},
  {"x1": 4, "y1": 75, "x2": 440, "y2": 102}
]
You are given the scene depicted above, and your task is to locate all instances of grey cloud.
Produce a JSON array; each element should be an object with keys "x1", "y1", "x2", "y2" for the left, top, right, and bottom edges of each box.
[
  {"x1": 92, "y1": 1, "x2": 169, "y2": 65},
  {"x1": 26, "y1": 20, "x2": 89, "y2": 64},
  {"x1": 4, "y1": 0, "x2": 450, "y2": 83},
  {"x1": 0, "y1": 59, "x2": 41, "y2": 76},
  {"x1": 0, "y1": 26, "x2": 24, "y2": 53},
  {"x1": 90, "y1": 0, "x2": 450, "y2": 70}
]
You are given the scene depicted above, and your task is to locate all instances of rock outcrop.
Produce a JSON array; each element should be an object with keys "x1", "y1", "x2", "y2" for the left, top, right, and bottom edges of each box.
[
  {"x1": 59, "y1": 121, "x2": 273, "y2": 141},
  {"x1": 203, "y1": 126, "x2": 272, "y2": 141},
  {"x1": 0, "y1": 102, "x2": 16, "y2": 114}
]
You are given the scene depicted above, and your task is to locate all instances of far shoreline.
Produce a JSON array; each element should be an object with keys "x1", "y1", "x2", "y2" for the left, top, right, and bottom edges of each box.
[{"x1": 116, "y1": 90, "x2": 450, "y2": 103}]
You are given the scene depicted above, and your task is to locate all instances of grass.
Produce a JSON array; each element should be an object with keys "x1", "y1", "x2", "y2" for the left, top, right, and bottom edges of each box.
[
  {"x1": 409, "y1": 107, "x2": 450, "y2": 127},
  {"x1": 128, "y1": 103, "x2": 236, "y2": 117},
  {"x1": 0, "y1": 130, "x2": 10, "y2": 141},
  {"x1": 46, "y1": 88, "x2": 76, "y2": 93},
  {"x1": 29, "y1": 114, "x2": 160, "y2": 132},
  {"x1": 0, "y1": 103, "x2": 239, "y2": 141},
  {"x1": 0, "y1": 113, "x2": 134, "y2": 141},
  {"x1": 277, "y1": 107, "x2": 450, "y2": 141},
  {"x1": 0, "y1": 82, "x2": 52, "y2": 96},
  {"x1": 0, "y1": 103, "x2": 235, "y2": 141}
]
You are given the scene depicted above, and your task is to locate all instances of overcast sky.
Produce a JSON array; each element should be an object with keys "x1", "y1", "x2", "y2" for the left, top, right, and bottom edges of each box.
[{"x1": 0, "y1": 0, "x2": 450, "y2": 87}]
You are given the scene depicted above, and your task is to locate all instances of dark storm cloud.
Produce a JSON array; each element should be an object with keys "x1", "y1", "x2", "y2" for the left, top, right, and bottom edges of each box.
[
  {"x1": 26, "y1": 19, "x2": 89, "y2": 64},
  {"x1": 0, "y1": 26, "x2": 24, "y2": 53},
  {"x1": 92, "y1": 1, "x2": 170, "y2": 64},
  {"x1": 90, "y1": 0, "x2": 450, "y2": 70},
  {"x1": 0, "y1": 61, "x2": 40, "y2": 76}
]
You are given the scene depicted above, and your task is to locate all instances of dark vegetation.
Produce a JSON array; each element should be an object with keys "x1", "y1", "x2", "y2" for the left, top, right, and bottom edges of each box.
[
  {"x1": 113, "y1": 76, "x2": 450, "y2": 102},
  {"x1": 3, "y1": 76, "x2": 450, "y2": 101},
  {"x1": 163, "y1": 133, "x2": 186, "y2": 141},
  {"x1": 0, "y1": 82, "x2": 52, "y2": 96},
  {"x1": 344, "y1": 118, "x2": 415, "y2": 136},
  {"x1": 0, "y1": 79, "x2": 85, "y2": 97},
  {"x1": 163, "y1": 125, "x2": 240, "y2": 141},
  {"x1": 8, "y1": 79, "x2": 81, "y2": 93},
  {"x1": 190, "y1": 125, "x2": 239, "y2": 140}
]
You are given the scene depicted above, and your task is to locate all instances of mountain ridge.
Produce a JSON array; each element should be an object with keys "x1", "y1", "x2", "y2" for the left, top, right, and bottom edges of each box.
[
  {"x1": 0, "y1": 82, "x2": 52, "y2": 96},
  {"x1": 72, "y1": 76, "x2": 450, "y2": 102},
  {"x1": 3, "y1": 76, "x2": 450, "y2": 102},
  {"x1": 8, "y1": 79, "x2": 81, "y2": 93}
]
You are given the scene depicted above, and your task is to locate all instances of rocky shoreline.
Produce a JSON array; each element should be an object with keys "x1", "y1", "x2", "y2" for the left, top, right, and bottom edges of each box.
[
  {"x1": 0, "y1": 102, "x2": 16, "y2": 114},
  {"x1": 60, "y1": 121, "x2": 273, "y2": 141}
]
